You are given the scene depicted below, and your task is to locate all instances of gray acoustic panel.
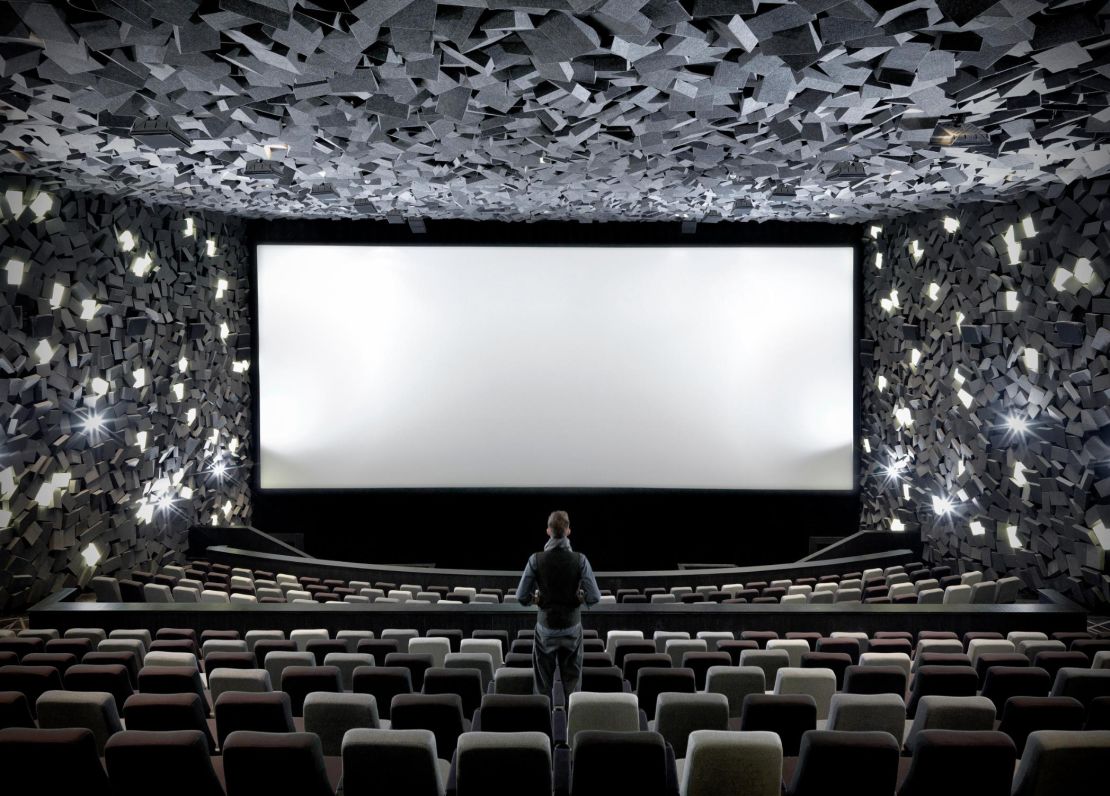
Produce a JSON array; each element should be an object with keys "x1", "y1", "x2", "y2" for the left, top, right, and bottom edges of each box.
[
  {"x1": 860, "y1": 177, "x2": 1110, "y2": 608},
  {"x1": 0, "y1": 2, "x2": 1107, "y2": 222},
  {"x1": 0, "y1": 175, "x2": 252, "y2": 613}
]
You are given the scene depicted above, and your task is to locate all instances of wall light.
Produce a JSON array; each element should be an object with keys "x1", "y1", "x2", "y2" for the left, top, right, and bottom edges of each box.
[
  {"x1": 894, "y1": 405, "x2": 913, "y2": 427},
  {"x1": 943, "y1": 216, "x2": 959, "y2": 233},
  {"x1": 35, "y1": 339, "x2": 55, "y2": 364},
  {"x1": 186, "y1": 408, "x2": 197, "y2": 424},
  {"x1": 869, "y1": 225, "x2": 882, "y2": 239},
  {"x1": 172, "y1": 383, "x2": 184, "y2": 401},
  {"x1": 5, "y1": 257, "x2": 24, "y2": 286},
  {"x1": 131, "y1": 252, "x2": 153, "y2": 277},
  {"x1": 877, "y1": 375, "x2": 887, "y2": 392},
  {"x1": 80, "y1": 299, "x2": 100, "y2": 320},
  {"x1": 81, "y1": 543, "x2": 102, "y2": 567},
  {"x1": 219, "y1": 322, "x2": 230, "y2": 340},
  {"x1": 932, "y1": 495, "x2": 956, "y2": 515},
  {"x1": 50, "y1": 282, "x2": 66, "y2": 309},
  {"x1": 1005, "y1": 524, "x2": 1022, "y2": 548},
  {"x1": 1003, "y1": 226, "x2": 1021, "y2": 265},
  {"x1": 1004, "y1": 291, "x2": 1018, "y2": 311},
  {"x1": 890, "y1": 518, "x2": 905, "y2": 532},
  {"x1": 927, "y1": 282, "x2": 940, "y2": 300},
  {"x1": 1012, "y1": 462, "x2": 1028, "y2": 487},
  {"x1": 132, "y1": 368, "x2": 146, "y2": 388},
  {"x1": 875, "y1": 252, "x2": 883, "y2": 270},
  {"x1": 969, "y1": 520, "x2": 986, "y2": 536},
  {"x1": 118, "y1": 230, "x2": 136, "y2": 252},
  {"x1": 184, "y1": 217, "x2": 195, "y2": 237},
  {"x1": 908, "y1": 239, "x2": 923, "y2": 262},
  {"x1": 178, "y1": 357, "x2": 188, "y2": 373},
  {"x1": 1021, "y1": 215, "x2": 1036, "y2": 237},
  {"x1": 83, "y1": 413, "x2": 106, "y2": 433},
  {"x1": 136, "y1": 430, "x2": 148, "y2": 451},
  {"x1": 1022, "y1": 347, "x2": 1039, "y2": 372},
  {"x1": 1006, "y1": 414, "x2": 1029, "y2": 436},
  {"x1": 216, "y1": 278, "x2": 228, "y2": 299},
  {"x1": 206, "y1": 238, "x2": 217, "y2": 257},
  {"x1": 909, "y1": 348, "x2": 921, "y2": 368}
]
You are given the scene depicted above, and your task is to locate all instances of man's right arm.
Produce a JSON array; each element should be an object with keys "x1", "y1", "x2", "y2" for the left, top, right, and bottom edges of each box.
[{"x1": 516, "y1": 554, "x2": 537, "y2": 605}]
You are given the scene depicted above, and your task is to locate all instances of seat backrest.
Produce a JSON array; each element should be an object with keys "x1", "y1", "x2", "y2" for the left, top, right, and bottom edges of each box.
[
  {"x1": 35, "y1": 689, "x2": 122, "y2": 754},
  {"x1": 653, "y1": 692, "x2": 729, "y2": 758},
  {"x1": 739, "y1": 694, "x2": 817, "y2": 756},
  {"x1": 567, "y1": 691, "x2": 640, "y2": 743},
  {"x1": 773, "y1": 667, "x2": 837, "y2": 721},
  {"x1": 222, "y1": 730, "x2": 333, "y2": 796},
  {"x1": 683, "y1": 729, "x2": 781, "y2": 796},
  {"x1": 826, "y1": 692, "x2": 906, "y2": 742},
  {"x1": 303, "y1": 692, "x2": 379, "y2": 756},
  {"x1": 0, "y1": 727, "x2": 111, "y2": 795},
  {"x1": 456, "y1": 731, "x2": 551, "y2": 796},
  {"x1": 787, "y1": 730, "x2": 899, "y2": 796},
  {"x1": 898, "y1": 730, "x2": 1015, "y2": 796},
  {"x1": 705, "y1": 666, "x2": 765, "y2": 718},
  {"x1": 121, "y1": 692, "x2": 215, "y2": 752},
  {"x1": 905, "y1": 695, "x2": 996, "y2": 748},
  {"x1": 342, "y1": 728, "x2": 444, "y2": 795},
  {"x1": 214, "y1": 691, "x2": 296, "y2": 749},
  {"x1": 1011, "y1": 730, "x2": 1110, "y2": 796},
  {"x1": 570, "y1": 730, "x2": 667, "y2": 796},
  {"x1": 390, "y1": 693, "x2": 467, "y2": 760},
  {"x1": 105, "y1": 730, "x2": 223, "y2": 796},
  {"x1": 997, "y1": 696, "x2": 1086, "y2": 756}
]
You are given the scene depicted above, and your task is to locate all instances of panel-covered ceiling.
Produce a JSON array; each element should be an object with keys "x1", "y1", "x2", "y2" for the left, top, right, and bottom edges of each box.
[{"x1": 1, "y1": 1, "x2": 1107, "y2": 222}]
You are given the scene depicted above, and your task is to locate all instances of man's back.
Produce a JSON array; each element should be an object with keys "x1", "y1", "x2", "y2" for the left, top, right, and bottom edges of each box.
[{"x1": 533, "y1": 544, "x2": 585, "y2": 630}]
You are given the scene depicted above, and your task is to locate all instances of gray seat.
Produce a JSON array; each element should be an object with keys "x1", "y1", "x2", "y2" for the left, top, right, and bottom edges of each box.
[
  {"x1": 324, "y1": 653, "x2": 375, "y2": 691},
  {"x1": 826, "y1": 693, "x2": 906, "y2": 742},
  {"x1": 208, "y1": 669, "x2": 272, "y2": 705},
  {"x1": 264, "y1": 651, "x2": 315, "y2": 688},
  {"x1": 343, "y1": 727, "x2": 449, "y2": 795},
  {"x1": 455, "y1": 730, "x2": 551, "y2": 796},
  {"x1": 492, "y1": 668, "x2": 536, "y2": 695},
  {"x1": 1011, "y1": 730, "x2": 1110, "y2": 796},
  {"x1": 143, "y1": 584, "x2": 173, "y2": 602},
  {"x1": 739, "y1": 649, "x2": 790, "y2": 685},
  {"x1": 652, "y1": 692, "x2": 729, "y2": 758},
  {"x1": 91, "y1": 577, "x2": 122, "y2": 602},
  {"x1": 705, "y1": 666, "x2": 765, "y2": 719},
  {"x1": 904, "y1": 695, "x2": 995, "y2": 748},
  {"x1": 303, "y1": 691, "x2": 380, "y2": 755},
  {"x1": 36, "y1": 690, "x2": 122, "y2": 754},
  {"x1": 680, "y1": 729, "x2": 782, "y2": 796}
]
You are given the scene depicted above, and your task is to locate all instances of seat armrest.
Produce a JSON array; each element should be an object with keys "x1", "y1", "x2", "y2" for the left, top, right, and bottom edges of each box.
[
  {"x1": 552, "y1": 707, "x2": 567, "y2": 748},
  {"x1": 446, "y1": 748, "x2": 458, "y2": 796},
  {"x1": 553, "y1": 746, "x2": 571, "y2": 796},
  {"x1": 664, "y1": 741, "x2": 679, "y2": 796}
]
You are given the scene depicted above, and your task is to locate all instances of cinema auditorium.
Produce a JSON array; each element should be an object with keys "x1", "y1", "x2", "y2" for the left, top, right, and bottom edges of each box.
[{"x1": 1, "y1": 1, "x2": 1109, "y2": 794}]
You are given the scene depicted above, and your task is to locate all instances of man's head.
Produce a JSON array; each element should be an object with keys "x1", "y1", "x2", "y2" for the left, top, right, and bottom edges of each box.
[{"x1": 547, "y1": 510, "x2": 571, "y2": 539}]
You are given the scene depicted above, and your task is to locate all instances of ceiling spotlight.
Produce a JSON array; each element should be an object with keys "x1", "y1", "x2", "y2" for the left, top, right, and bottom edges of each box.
[
  {"x1": 156, "y1": 492, "x2": 175, "y2": 512},
  {"x1": 130, "y1": 116, "x2": 191, "y2": 150},
  {"x1": 244, "y1": 159, "x2": 285, "y2": 180},
  {"x1": 83, "y1": 413, "x2": 106, "y2": 433}
]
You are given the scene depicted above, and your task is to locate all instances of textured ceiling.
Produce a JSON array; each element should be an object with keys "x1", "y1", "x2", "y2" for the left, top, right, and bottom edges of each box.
[{"x1": 1, "y1": 1, "x2": 1108, "y2": 223}]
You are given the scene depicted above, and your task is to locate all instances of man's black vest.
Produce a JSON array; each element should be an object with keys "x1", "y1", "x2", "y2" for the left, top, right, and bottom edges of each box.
[{"x1": 534, "y1": 545, "x2": 584, "y2": 630}]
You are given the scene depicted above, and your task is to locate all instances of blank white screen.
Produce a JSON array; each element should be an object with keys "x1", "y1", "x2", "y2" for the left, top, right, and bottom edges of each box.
[{"x1": 257, "y1": 245, "x2": 854, "y2": 490}]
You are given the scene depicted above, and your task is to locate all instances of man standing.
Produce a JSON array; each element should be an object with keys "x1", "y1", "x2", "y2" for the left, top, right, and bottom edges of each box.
[{"x1": 516, "y1": 510, "x2": 601, "y2": 698}]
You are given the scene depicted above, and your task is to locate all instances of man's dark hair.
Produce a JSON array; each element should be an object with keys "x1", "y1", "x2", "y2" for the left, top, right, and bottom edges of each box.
[{"x1": 547, "y1": 510, "x2": 570, "y2": 538}]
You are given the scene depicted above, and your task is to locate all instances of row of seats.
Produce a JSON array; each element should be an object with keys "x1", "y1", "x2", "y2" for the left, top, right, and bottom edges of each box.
[
  {"x1": 3, "y1": 715, "x2": 1110, "y2": 795},
  {"x1": 87, "y1": 559, "x2": 1019, "y2": 605}
]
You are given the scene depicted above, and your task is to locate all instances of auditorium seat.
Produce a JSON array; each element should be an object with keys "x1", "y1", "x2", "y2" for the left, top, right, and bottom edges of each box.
[
  {"x1": 739, "y1": 693, "x2": 817, "y2": 756},
  {"x1": 826, "y1": 692, "x2": 906, "y2": 741},
  {"x1": 997, "y1": 696, "x2": 1086, "y2": 755},
  {"x1": 637, "y1": 668, "x2": 695, "y2": 721},
  {"x1": 222, "y1": 730, "x2": 334, "y2": 796},
  {"x1": 36, "y1": 690, "x2": 122, "y2": 754},
  {"x1": 570, "y1": 730, "x2": 670, "y2": 796},
  {"x1": 786, "y1": 730, "x2": 899, "y2": 796},
  {"x1": 281, "y1": 665, "x2": 343, "y2": 716},
  {"x1": 455, "y1": 730, "x2": 552, "y2": 796},
  {"x1": 343, "y1": 727, "x2": 448, "y2": 795},
  {"x1": 122, "y1": 692, "x2": 216, "y2": 752},
  {"x1": 390, "y1": 693, "x2": 468, "y2": 760},
  {"x1": 898, "y1": 730, "x2": 1015, "y2": 796},
  {"x1": 1010, "y1": 730, "x2": 1110, "y2": 796},
  {"x1": 904, "y1": 696, "x2": 996, "y2": 748},
  {"x1": 651, "y1": 692, "x2": 728, "y2": 758},
  {"x1": 0, "y1": 727, "x2": 111, "y2": 795},
  {"x1": 1050, "y1": 667, "x2": 1110, "y2": 708}
]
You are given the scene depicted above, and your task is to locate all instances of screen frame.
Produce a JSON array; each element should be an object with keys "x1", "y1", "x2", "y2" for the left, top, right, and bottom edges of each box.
[{"x1": 247, "y1": 219, "x2": 862, "y2": 499}]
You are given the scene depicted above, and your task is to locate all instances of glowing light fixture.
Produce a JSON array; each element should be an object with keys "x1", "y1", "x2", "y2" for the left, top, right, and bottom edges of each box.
[
  {"x1": 50, "y1": 282, "x2": 66, "y2": 309},
  {"x1": 132, "y1": 368, "x2": 147, "y2": 388},
  {"x1": 877, "y1": 375, "x2": 887, "y2": 392},
  {"x1": 216, "y1": 278, "x2": 228, "y2": 299},
  {"x1": 927, "y1": 282, "x2": 940, "y2": 300},
  {"x1": 932, "y1": 495, "x2": 956, "y2": 515},
  {"x1": 206, "y1": 238, "x2": 217, "y2": 257},
  {"x1": 1021, "y1": 215, "x2": 1036, "y2": 237},
  {"x1": 1074, "y1": 258, "x2": 1094, "y2": 285},
  {"x1": 118, "y1": 230, "x2": 137, "y2": 252},
  {"x1": 957, "y1": 388, "x2": 973, "y2": 409},
  {"x1": 894, "y1": 405, "x2": 913, "y2": 427},
  {"x1": 969, "y1": 520, "x2": 985, "y2": 536},
  {"x1": 91, "y1": 377, "x2": 109, "y2": 397},
  {"x1": 1006, "y1": 414, "x2": 1029, "y2": 436},
  {"x1": 29, "y1": 191, "x2": 53, "y2": 221},
  {"x1": 908, "y1": 239, "x2": 923, "y2": 262},
  {"x1": 131, "y1": 252, "x2": 153, "y2": 277},
  {"x1": 5, "y1": 258, "x2": 25, "y2": 286},
  {"x1": 943, "y1": 216, "x2": 959, "y2": 233},
  {"x1": 178, "y1": 357, "x2": 188, "y2": 373},
  {"x1": 909, "y1": 348, "x2": 921, "y2": 368},
  {"x1": 81, "y1": 543, "x2": 102, "y2": 567},
  {"x1": 954, "y1": 311, "x2": 964, "y2": 329},
  {"x1": 184, "y1": 217, "x2": 195, "y2": 237},
  {"x1": 875, "y1": 252, "x2": 883, "y2": 269},
  {"x1": 172, "y1": 383, "x2": 184, "y2": 401},
  {"x1": 232, "y1": 360, "x2": 250, "y2": 373},
  {"x1": 1003, "y1": 226, "x2": 1021, "y2": 265},
  {"x1": 869, "y1": 225, "x2": 882, "y2": 239},
  {"x1": 186, "y1": 408, "x2": 197, "y2": 424},
  {"x1": 1004, "y1": 291, "x2": 1018, "y2": 311},
  {"x1": 1005, "y1": 524, "x2": 1022, "y2": 548},
  {"x1": 136, "y1": 430, "x2": 148, "y2": 451},
  {"x1": 35, "y1": 339, "x2": 55, "y2": 364},
  {"x1": 862, "y1": 438, "x2": 871, "y2": 453},
  {"x1": 83, "y1": 413, "x2": 106, "y2": 433},
  {"x1": 1012, "y1": 462, "x2": 1028, "y2": 487},
  {"x1": 1023, "y1": 347, "x2": 1039, "y2": 372},
  {"x1": 219, "y1": 322, "x2": 230, "y2": 340},
  {"x1": 80, "y1": 299, "x2": 100, "y2": 320},
  {"x1": 890, "y1": 518, "x2": 905, "y2": 532},
  {"x1": 213, "y1": 460, "x2": 228, "y2": 479}
]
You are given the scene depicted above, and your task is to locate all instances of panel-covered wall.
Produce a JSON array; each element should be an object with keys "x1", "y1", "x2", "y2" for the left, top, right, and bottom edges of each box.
[
  {"x1": 860, "y1": 178, "x2": 1110, "y2": 607},
  {"x1": 0, "y1": 176, "x2": 252, "y2": 613}
]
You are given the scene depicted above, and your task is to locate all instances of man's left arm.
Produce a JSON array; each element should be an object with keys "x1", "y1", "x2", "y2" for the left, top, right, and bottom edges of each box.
[
  {"x1": 578, "y1": 555, "x2": 601, "y2": 606},
  {"x1": 516, "y1": 554, "x2": 538, "y2": 605}
]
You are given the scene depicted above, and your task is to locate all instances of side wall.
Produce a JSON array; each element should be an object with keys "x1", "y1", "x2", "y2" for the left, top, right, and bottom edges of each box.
[
  {"x1": 860, "y1": 178, "x2": 1110, "y2": 607},
  {"x1": 0, "y1": 176, "x2": 252, "y2": 612}
]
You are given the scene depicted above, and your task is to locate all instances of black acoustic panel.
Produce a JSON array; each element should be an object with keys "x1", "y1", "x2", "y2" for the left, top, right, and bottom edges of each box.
[
  {"x1": 859, "y1": 177, "x2": 1110, "y2": 608},
  {"x1": 0, "y1": 2, "x2": 1106, "y2": 222},
  {"x1": 0, "y1": 175, "x2": 253, "y2": 614}
]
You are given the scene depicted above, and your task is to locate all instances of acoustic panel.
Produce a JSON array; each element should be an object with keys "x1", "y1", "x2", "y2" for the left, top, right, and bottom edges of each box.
[
  {"x1": 0, "y1": 175, "x2": 253, "y2": 613},
  {"x1": 0, "y1": 2, "x2": 1107, "y2": 222},
  {"x1": 859, "y1": 177, "x2": 1110, "y2": 607}
]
